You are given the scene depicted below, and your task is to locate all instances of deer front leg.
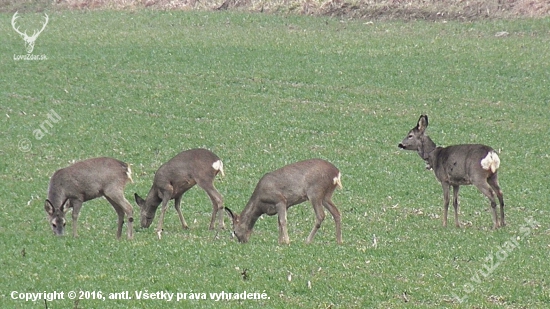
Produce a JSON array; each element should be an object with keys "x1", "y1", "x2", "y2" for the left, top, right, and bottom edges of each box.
[
  {"x1": 155, "y1": 192, "x2": 172, "y2": 238},
  {"x1": 70, "y1": 200, "x2": 83, "y2": 237},
  {"x1": 441, "y1": 183, "x2": 451, "y2": 227},
  {"x1": 276, "y1": 202, "x2": 289, "y2": 245},
  {"x1": 452, "y1": 185, "x2": 461, "y2": 228}
]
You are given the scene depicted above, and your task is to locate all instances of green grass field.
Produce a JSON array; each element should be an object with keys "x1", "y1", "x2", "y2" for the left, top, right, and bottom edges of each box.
[{"x1": 1, "y1": 10, "x2": 549, "y2": 308}]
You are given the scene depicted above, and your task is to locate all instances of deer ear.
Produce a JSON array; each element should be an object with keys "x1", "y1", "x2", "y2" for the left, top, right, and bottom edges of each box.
[
  {"x1": 224, "y1": 207, "x2": 234, "y2": 219},
  {"x1": 224, "y1": 207, "x2": 238, "y2": 221},
  {"x1": 61, "y1": 198, "x2": 71, "y2": 213},
  {"x1": 134, "y1": 193, "x2": 145, "y2": 206},
  {"x1": 44, "y1": 200, "x2": 54, "y2": 215},
  {"x1": 417, "y1": 115, "x2": 429, "y2": 132}
]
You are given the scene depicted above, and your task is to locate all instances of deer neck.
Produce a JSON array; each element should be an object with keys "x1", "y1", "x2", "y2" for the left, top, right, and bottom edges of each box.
[
  {"x1": 145, "y1": 188, "x2": 163, "y2": 211},
  {"x1": 419, "y1": 135, "x2": 437, "y2": 168},
  {"x1": 239, "y1": 201, "x2": 263, "y2": 231}
]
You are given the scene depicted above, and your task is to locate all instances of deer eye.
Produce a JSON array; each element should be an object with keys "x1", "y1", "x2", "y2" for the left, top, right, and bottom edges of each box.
[
  {"x1": 408, "y1": 135, "x2": 413, "y2": 139},
  {"x1": 52, "y1": 224, "x2": 57, "y2": 228}
]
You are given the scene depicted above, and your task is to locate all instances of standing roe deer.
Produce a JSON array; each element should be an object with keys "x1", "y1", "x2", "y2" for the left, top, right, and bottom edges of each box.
[
  {"x1": 134, "y1": 148, "x2": 225, "y2": 238},
  {"x1": 224, "y1": 159, "x2": 342, "y2": 245},
  {"x1": 398, "y1": 115, "x2": 505, "y2": 229},
  {"x1": 44, "y1": 157, "x2": 134, "y2": 239}
]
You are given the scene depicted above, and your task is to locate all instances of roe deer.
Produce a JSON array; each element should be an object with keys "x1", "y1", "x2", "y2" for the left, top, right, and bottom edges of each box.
[
  {"x1": 398, "y1": 115, "x2": 505, "y2": 229},
  {"x1": 44, "y1": 157, "x2": 134, "y2": 239},
  {"x1": 134, "y1": 148, "x2": 225, "y2": 238},
  {"x1": 224, "y1": 159, "x2": 342, "y2": 245}
]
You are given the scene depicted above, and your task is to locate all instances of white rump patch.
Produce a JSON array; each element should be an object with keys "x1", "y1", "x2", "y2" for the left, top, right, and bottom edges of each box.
[
  {"x1": 126, "y1": 165, "x2": 134, "y2": 183},
  {"x1": 480, "y1": 151, "x2": 500, "y2": 173},
  {"x1": 212, "y1": 160, "x2": 225, "y2": 177},
  {"x1": 333, "y1": 172, "x2": 343, "y2": 189}
]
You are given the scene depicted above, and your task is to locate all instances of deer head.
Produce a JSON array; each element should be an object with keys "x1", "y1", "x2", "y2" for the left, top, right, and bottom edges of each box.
[
  {"x1": 11, "y1": 12, "x2": 49, "y2": 54},
  {"x1": 44, "y1": 198, "x2": 70, "y2": 236},
  {"x1": 134, "y1": 193, "x2": 157, "y2": 228}
]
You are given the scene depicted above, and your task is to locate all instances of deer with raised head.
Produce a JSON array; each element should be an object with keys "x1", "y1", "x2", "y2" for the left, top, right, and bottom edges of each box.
[
  {"x1": 134, "y1": 148, "x2": 225, "y2": 238},
  {"x1": 224, "y1": 159, "x2": 342, "y2": 245},
  {"x1": 11, "y1": 12, "x2": 49, "y2": 54},
  {"x1": 398, "y1": 115, "x2": 505, "y2": 229},
  {"x1": 44, "y1": 157, "x2": 134, "y2": 239}
]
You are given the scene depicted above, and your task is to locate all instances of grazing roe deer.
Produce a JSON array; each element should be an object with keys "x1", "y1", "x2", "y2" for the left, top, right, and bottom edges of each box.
[
  {"x1": 398, "y1": 115, "x2": 505, "y2": 229},
  {"x1": 224, "y1": 159, "x2": 342, "y2": 245},
  {"x1": 44, "y1": 157, "x2": 134, "y2": 239},
  {"x1": 134, "y1": 148, "x2": 225, "y2": 238}
]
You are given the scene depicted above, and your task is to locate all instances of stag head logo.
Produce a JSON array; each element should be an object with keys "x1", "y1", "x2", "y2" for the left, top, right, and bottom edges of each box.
[{"x1": 11, "y1": 12, "x2": 49, "y2": 54}]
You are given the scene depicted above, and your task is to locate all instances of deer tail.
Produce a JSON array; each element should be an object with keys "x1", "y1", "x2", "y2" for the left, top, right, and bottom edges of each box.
[
  {"x1": 481, "y1": 151, "x2": 500, "y2": 173},
  {"x1": 212, "y1": 160, "x2": 225, "y2": 177},
  {"x1": 125, "y1": 164, "x2": 134, "y2": 183},
  {"x1": 333, "y1": 172, "x2": 343, "y2": 189}
]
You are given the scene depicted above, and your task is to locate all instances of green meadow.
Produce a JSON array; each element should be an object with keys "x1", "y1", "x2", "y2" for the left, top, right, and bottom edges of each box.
[{"x1": 1, "y1": 9, "x2": 549, "y2": 308}]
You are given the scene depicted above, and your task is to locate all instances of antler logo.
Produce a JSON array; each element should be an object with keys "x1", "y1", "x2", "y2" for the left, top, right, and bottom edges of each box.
[{"x1": 11, "y1": 12, "x2": 49, "y2": 54}]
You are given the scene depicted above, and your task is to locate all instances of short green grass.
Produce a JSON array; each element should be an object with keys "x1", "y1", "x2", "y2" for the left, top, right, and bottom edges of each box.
[{"x1": 1, "y1": 10, "x2": 549, "y2": 308}]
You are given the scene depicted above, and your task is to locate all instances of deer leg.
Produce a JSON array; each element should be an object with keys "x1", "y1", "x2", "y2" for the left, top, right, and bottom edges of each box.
[
  {"x1": 105, "y1": 193, "x2": 134, "y2": 240},
  {"x1": 306, "y1": 197, "x2": 326, "y2": 244},
  {"x1": 276, "y1": 202, "x2": 290, "y2": 245},
  {"x1": 473, "y1": 180, "x2": 499, "y2": 229},
  {"x1": 155, "y1": 191, "x2": 173, "y2": 236},
  {"x1": 173, "y1": 195, "x2": 189, "y2": 230},
  {"x1": 488, "y1": 174, "x2": 505, "y2": 227},
  {"x1": 441, "y1": 183, "x2": 451, "y2": 227},
  {"x1": 197, "y1": 180, "x2": 224, "y2": 230},
  {"x1": 110, "y1": 203, "x2": 125, "y2": 240},
  {"x1": 321, "y1": 197, "x2": 342, "y2": 244},
  {"x1": 70, "y1": 200, "x2": 83, "y2": 237},
  {"x1": 452, "y1": 185, "x2": 461, "y2": 228}
]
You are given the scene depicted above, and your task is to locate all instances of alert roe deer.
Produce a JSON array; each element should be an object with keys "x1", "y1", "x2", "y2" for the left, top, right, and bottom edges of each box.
[
  {"x1": 224, "y1": 159, "x2": 342, "y2": 245},
  {"x1": 44, "y1": 157, "x2": 134, "y2": 239},
  {"x1": 134, "y1": 148, "x2": 225, "y2": 238},
  {"x1": 398, "y1": 115, "x2": 505, "y2": 229}
]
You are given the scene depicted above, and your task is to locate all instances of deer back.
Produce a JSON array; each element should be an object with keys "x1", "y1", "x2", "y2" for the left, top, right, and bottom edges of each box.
[
  {"x1": 429, "y1": 144, "x2": 498, "y2": 185},
  {"x1": 47, "y1": 157, "x2": 132, "y2": 207},
  {"x1": 150, "y1": 149, "x2": 221, "y2": 192}
]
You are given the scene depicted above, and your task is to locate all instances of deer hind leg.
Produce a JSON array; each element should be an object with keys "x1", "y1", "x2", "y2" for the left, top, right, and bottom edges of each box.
[
  {"x1": 488, "y1": 173, "x2": 505, "y2": 227},
  {"x1": 441, "y1": 183, "x2": 451, "y2": 227},
  {"x1": 305, "y1": 197, "x2": 327, "y2": 244},
  {"x1": 472, "y1": 179, "x2": 499, "y2": 229},
  {"x1": 197, "y1": 180, "x2": 224, "y2": 230},
  {"x1": 322, "y1": 196, "x2": 342, "y2": 244},
  {"x1": 452, "y1": 185, "x2": 461, "y2": 228},
  {"x1": 173, "y1": 194, "x2": 189, "y2": 230},
  {"x1": 104, "y1": 192, "x2": 134, "y2": 240}
]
